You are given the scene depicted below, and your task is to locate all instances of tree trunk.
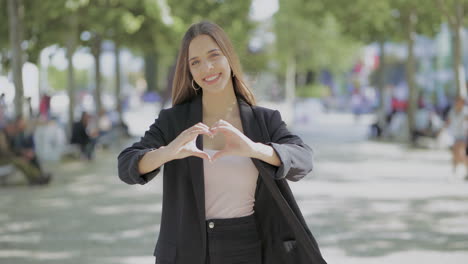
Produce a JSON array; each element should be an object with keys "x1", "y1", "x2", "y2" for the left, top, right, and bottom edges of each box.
[
  {"x1": 66, "y1": 13, "x2": 78, "y2": 136},
  {"x1": 114, "y1": 42, "x2": 123, "y2": 123},
  {"x1": 7, "y1": 0, "x2": 24, "y2": 118},
  {"x1": 377, "y1": 39, "x2": 387, "y2": 128},
  {"x1": 283, "y1": 55, "x2": 296, "y2": 125},
  {"x1": 453, "y1": 1, "x2": 466, "y2": 98},
  {"x1": 160, "y1": 62, "x2": 176, "y2": 110},
  {"x1": 91, "y1": 34, "x2": 103, "y2": 115},
  {"x1": 405, "y1": 9, "x2": 417, "y2": 143},
  {"x1": 285, "y1": 55, "x2": 296, "y2": 105},
  {"x1": 144, "y1": 52, "x2": 157, "y2": 92}
]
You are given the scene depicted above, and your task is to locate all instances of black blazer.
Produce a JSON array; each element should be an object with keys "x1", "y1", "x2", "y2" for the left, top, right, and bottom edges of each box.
[{"x1": 118, "y1": 94, "x2": 327, "y2": 264}]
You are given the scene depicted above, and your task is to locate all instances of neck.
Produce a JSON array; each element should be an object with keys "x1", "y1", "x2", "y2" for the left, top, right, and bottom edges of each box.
[{"x1": 202, "y1": 80, "x2": 238, "y2": 119}]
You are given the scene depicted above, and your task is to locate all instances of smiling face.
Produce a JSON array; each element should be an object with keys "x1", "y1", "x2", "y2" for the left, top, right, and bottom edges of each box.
[{"x1": 188, "y1": 34, "x2": 233, "y2": 94}]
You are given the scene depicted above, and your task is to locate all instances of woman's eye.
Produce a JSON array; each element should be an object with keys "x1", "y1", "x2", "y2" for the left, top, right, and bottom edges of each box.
[{"x1": 191, "y1": 61, "x2": 199, "y2": 66}]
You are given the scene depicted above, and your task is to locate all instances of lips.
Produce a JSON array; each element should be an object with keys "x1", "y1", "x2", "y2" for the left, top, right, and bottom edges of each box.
[{"x1": 203, "y1": 73, "x2": 221, "y2": 84}]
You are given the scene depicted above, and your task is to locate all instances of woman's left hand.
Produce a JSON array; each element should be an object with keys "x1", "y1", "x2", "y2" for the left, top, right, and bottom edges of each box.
[{"x1": 209, "y1": 119, "x2": 257, "y2": 161}]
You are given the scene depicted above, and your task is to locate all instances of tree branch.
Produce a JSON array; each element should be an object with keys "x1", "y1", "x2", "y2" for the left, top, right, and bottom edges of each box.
[{"x1": 436, "y1": 0, "x2": 457, "y2": 29}]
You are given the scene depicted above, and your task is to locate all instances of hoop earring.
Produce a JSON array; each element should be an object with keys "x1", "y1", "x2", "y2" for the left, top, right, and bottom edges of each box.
[{"x1": 192, "y1": 79, "x2": 200, "y2": 91}]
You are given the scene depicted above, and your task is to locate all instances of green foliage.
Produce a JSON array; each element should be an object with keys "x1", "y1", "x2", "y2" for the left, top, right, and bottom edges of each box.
[
  {"x1": 0, "y1": 1, "x2": 8, "y2": 49},
  {"x1": 325, "y1": 0, "x2": 396, "y2": 43},
  {"x1": 390, "y1": 0, "x2": 442, "y2": 39},
  {"x1": 436, "y1": 0, "x2": 468, "y2": 27},
  {"x1": 274, "y1": 0, "x2": 362, "y2": 76},
  {"x1": 0, "y1": 0, "x2": 9, "y2": 72},
  {"x1": 47, "y1": 65, "x2": 89, "y2": 91},
  {"x1": 296, "y1": 83, "x2": 329, "y2": 98},
  {"x1": 168, "y1": 0, "x2": 257, "y2": 71}
]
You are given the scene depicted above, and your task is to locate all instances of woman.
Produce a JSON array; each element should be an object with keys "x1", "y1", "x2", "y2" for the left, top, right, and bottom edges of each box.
[
  {"x1": 118, "y1": 21, "x2": 326, "y2": 264},
  {"x1": 444, "y1": 96, "x2": 468, "y2": 179}
]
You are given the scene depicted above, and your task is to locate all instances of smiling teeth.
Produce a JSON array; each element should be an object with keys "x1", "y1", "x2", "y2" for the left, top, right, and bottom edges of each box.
[{"x1": 205, "y1": 74, "x2": 219, "y2": 81}]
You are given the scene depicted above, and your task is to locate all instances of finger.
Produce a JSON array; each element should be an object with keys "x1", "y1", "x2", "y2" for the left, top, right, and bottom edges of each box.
[
  {"x1": 218, "y1": 119, "x2": 233, "y2": 126},
  {"x1": 194, "y1": 122, "x2": 210, "y2": 130},
  {"x1": 189, "y1": 128, "x2": 214, "y2": 137},
  {"x1": 192, "y1": 150, "x2": 212, "y2": 161},
  {"x1": 184, "y1": 123, "x2": 208, "y2": 135},
  {"x1": 187, "y1": 127, "x2": 213, "y2": 135},
  {"x1": 210, "y1": 125, "x2": 232, "y2": 134}
]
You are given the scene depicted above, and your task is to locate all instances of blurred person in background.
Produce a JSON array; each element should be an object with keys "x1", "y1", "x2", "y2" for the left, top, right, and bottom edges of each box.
[
  {"x1": 118, "y1": 21, "x2": 326, "y2": 264},
  {"x1": 34, "y1": 116, "x2": 66, "y2": 164},
  {"x1": 71, "y1": 112, "x2": 97, "y2": 160},
  {"x1": 23, "y1": 97, "x2": 34, "y2": 120},
  {"x1": 39, "y1": 93, "x2": 51, "y2": 120},
  {"x1": 0, "y1": 118, "x2": 51, "y2": 185},
  {"x1": 350, "y1": 86, "x2": 364, "y2": 122},
  {"x1": 97, "y1": 109, "x2": 113, "y2": 149},
  {"x1": 443, "y1": 96, "x2": 468, "y2": 180},
  {"x1": 411, "y1": 105, "x2": 444, "y2": 146}
]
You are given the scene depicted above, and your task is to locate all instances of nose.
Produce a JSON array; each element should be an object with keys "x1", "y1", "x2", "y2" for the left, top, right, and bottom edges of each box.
[{"x1": 203, "y1": 60, "x2": 214, "y2": 71}]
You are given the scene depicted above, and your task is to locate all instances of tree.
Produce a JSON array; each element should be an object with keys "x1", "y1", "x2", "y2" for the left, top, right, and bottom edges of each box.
[
  {"x1": 274, "y1": 0, "x2": 361, "y2": 103},
  {"x1": 0, "y1": 1, "x2": 11, "y2": 75},
  {"x1": 7, "y1": 0, "x2": 25, "y2": 117},
  {"x1": 391, "y1": 0, "x2": 442, "y2": 141},
  {"x1": 326, "y1": 0, "x2": 397, "y2": 129},
  {"x1": 437, "y1": 0, "x2": 468, "y2": 97},
  {"x1": 22, "y1": 0, "x2": 86, "y2": 133}
]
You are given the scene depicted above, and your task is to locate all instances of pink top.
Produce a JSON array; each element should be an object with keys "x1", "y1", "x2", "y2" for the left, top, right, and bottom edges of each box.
[{"x1": 203, "y1": 149, "x2": 259, "y2": 220}]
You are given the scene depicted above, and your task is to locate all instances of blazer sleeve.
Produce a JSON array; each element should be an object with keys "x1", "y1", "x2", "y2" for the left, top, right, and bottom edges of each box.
[
  {"x1": 265, "y1": 110, "x2": 314, "y2": 181},
  {"x1": 117, "y1": 109, "x2": 169, "y2": 185}
]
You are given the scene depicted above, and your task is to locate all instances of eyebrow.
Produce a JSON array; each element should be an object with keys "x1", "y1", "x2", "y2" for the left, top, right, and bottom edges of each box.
[{"x1": 188, "y1": 49, "x2": 220, "y2": 62}]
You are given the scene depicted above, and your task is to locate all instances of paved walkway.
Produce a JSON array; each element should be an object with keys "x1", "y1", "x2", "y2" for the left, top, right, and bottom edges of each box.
[
  {"x1": 294, "y1": 112, "x2": 468, "y2": 264},
  {"x1": 1, "y1": 110, "x2": 467, "y2": 264}
]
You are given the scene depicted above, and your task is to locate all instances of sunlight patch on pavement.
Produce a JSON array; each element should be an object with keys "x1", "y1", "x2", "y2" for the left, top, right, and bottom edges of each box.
[
  {"x1": 88, "y1": 233, "x2": 116, "y2": 243},
  {"x1": 422, "y1": 200, "x2": 468, "y2": 213},
  {"x1": 290, "y1": 181, "x2": 468, "y2": 200},
  {"x1": 35, "y1": 198, "x2": 72, "y2": 208},
  {"x1": 0, "y1": 250, "x2": 76, "y2": 260},
  {"x1": 59, "y1": 161, "x2": 89, "y2": 171},
  {"x1": 315, "y1": 159, "x2": 449, "y2": 182},
  {"x1": 107, "y1": 187, "x2": 163, "y2": 198},
  {"x1": 91, "y1": 203, "x2": 162, "y2": 215},
  {"x1": 0, "y1": 233, "x2": 41, "y2": 243},
  {"x1": 67, "y1": 184, "x2": 106, "y2": 195},
  {"x1": 321, "y1": 248, "x2": 468, "y2": 264},
  {"x1": 436, "y1": 216, "x2": 468, "y2": 235},
  {"x1": 88, "y1": 224, "x2": 159, "y2": 242},
  {"x1": 369, "y1": 201, "x2": 410, "y2": 213},
  {"x1": 363, "y1": 219, "x2": 408, "y2": 231},
  {"x1": 105, "y1": 256, "x2": 154, "y2": 264},
  {"x1": 0, "y1": 221, "x2": 42, "y2": 233}
]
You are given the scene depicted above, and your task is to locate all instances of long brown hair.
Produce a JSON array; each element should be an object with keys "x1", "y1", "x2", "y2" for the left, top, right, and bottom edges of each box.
[{"x1": 171, "y1": 21, "x2": 256, "y2": 106}]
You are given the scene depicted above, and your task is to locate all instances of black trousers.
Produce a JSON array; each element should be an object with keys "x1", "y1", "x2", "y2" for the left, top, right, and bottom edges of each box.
[{"x1": 205, "y1": 214, "x2": 262, "y2": 264}]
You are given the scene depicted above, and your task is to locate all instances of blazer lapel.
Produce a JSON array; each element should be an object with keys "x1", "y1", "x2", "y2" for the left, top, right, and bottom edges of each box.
[
  {"x1": 237, "y1": 98, "x2": 272, "y2": 175},
  {"x1": 185, "y1": 95, "x2": 207, "y2": 248},
  {"x1": 184, "y1": 95, "x2": 270, "y2": 261},
  {"x1": 186, "y1": 95, "x2": 264, "y2": 225}
]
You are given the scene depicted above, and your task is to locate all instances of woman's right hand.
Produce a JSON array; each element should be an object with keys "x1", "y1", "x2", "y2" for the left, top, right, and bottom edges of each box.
[{"x1": 166, "y1": 122, "x2": 213, "y2": 161}]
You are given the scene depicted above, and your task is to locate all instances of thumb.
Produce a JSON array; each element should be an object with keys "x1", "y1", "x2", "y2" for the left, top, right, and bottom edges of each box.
[{"x1": 192, "y1": 150, "x2": 212, "y2": 162}]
